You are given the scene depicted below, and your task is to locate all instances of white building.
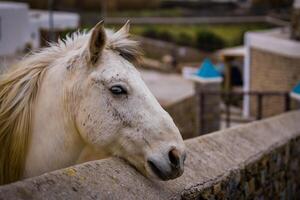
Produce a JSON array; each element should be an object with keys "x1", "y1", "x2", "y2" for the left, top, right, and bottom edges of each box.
[
  {"x1": 0, "y1": 2, "x2": 30, "y2": 56},
  {"x1": 0, "y1": 1, "x2": 79, "y2": 56},
  {"x1": 243, "y1": 27, "x2": 300, "y2": 118}
]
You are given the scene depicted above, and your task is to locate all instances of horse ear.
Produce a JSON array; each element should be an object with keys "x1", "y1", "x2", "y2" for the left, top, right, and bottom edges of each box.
[
  {"x1": 120, "y1": 20, "x2": 130, "y2": 34},
  {"x1": 115, "y1": 20, "x2": 130, "y2": 35},
  {"x1": 88, "y1": 20, "x2": 106, "y2": 65}
]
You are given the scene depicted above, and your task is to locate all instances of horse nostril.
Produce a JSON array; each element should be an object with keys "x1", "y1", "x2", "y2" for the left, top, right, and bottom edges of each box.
[
  {"x1": 147, "y1": 150, "x2": 185, "y2": 180},
  {"x1": 168, "y1": 148, "x2": 180, "y2": 168}
]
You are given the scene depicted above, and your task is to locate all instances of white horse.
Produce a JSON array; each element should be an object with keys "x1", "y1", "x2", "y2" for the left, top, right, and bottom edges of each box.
[{"x1": 0, "y1": 21, "x2": 186, "y2": 185}]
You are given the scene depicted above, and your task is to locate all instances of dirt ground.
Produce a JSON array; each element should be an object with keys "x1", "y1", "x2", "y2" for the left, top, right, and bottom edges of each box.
[{"x1": 139, "y1": 68, "x2": 194, "y2": 107}]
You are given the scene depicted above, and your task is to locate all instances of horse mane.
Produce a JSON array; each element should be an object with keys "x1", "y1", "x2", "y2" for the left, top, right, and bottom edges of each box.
[{"x1": 0, "y1": 28, "x2": 141, "y2": 185}]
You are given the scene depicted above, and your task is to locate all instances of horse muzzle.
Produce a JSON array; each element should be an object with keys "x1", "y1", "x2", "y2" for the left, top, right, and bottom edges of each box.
[{"x1": 147, "y1": 148, "x2": 186, "y2": 181}]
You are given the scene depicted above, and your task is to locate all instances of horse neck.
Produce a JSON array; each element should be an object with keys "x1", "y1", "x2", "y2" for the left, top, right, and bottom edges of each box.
[{"x1": 23, "y1": 65, "x2": 85, "y2": 178}]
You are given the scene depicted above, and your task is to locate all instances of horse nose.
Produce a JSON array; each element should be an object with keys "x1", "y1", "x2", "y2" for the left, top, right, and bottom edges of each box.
[
  {"x1": 147, "y1": 148, "x2": 186, "y2": 181},
  {"x1": 168, "y1": 148, "x2": 187, "y2": 168}
]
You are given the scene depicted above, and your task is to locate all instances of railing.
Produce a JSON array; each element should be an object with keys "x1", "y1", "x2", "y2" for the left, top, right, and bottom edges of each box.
[{"x1": 199, "y1": 91, "x2": 292, "y2": 130}]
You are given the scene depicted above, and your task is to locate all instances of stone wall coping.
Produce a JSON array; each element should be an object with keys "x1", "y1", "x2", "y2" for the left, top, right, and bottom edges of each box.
[
  {"x1": 0, "y1": 111, "x2": 300, "y2": 200},
  {"x1": 185, "y1": 75, "x2": 223, "y2": 83},
  {"x1": 246, "y1": 28, "x2": 300, "y2": 58}
]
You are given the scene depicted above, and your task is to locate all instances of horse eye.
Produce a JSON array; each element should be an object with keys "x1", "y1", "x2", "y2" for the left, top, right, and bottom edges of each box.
[{"x1": 110, "y1": 85, "x2": 127, "y2": 95}]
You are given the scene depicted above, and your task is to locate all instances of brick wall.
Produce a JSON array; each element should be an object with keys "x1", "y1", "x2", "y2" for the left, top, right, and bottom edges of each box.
[
  {"x1": 164, "y1": 82, "x2": 221, "y2": 139},
  {"x1": 249, "y1": 48, "x2": 300, "y2": 117}
]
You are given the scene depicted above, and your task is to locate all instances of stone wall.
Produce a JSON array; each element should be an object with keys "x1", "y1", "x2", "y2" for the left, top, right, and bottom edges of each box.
[
  {"x1": 194, "y1": 82, "x2": 221, "y2": 135},
  {"x1": 165, "y1": 96, "x2": 197, "y2": 139},
  {"x1": 0, "y1": 111, "x2": 300, "y2": 199},
  {"x1": 249, "y1": 48, "x2": 300, "y2": 117},
  {"x1": 137, "y1": 36, "x2": 207, "y2": 63}
]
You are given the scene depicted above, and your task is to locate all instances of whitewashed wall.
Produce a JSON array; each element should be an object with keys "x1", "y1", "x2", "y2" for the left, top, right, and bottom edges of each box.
[
  {"x1": 0, "y1": 2, "x2": 30, "y2": 56},
  {"x1": 0, "y1": 2, "x2": 80, "y2": 56}
]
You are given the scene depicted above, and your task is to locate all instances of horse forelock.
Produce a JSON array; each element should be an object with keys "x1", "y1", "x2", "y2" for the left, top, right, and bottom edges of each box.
[{"x1": 59, "y1": 28, "x2": 142, "y2": 66}]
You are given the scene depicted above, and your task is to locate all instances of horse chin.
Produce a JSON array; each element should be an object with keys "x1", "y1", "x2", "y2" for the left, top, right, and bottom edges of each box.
[
  {"x1": 144, "y1": 163, "x2": 183, "y2": 181},
  {"x1": 144, "y1": 168, "x2": 174, "y2": 181},
  {"x1": 121, "y1": 156, "x2": 165, "y2": 181}
]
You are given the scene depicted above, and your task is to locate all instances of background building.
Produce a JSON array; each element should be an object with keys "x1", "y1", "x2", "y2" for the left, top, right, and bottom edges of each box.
[{"x1": 243, "y1": 28, "x2": 300, "y2": 117}]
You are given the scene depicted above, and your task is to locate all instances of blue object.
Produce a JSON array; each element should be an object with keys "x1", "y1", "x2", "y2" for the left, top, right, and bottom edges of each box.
[
  {"x1": 194, "y1": 58, "x2": 222, "y2": 79},
  {"x1": 291, "y1": 81, "x2": 300, "y2": 101},
  {"x1": 292, "y1": 82, "x2": 300, "y2": 95}
]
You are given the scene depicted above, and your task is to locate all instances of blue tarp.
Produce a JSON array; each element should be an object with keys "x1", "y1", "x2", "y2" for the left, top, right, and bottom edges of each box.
[
  {"x1": 292, "y1": 81, "x2": 300, "y2": 95},
  {"x1": 194, "y1": 58, "x2": 221, "y2": 79}
]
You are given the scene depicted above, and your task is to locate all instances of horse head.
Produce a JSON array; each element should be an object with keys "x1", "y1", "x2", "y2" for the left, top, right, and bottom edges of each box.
[{"x1": 69, "y1": 21, "x2": 186, "y2": 180}]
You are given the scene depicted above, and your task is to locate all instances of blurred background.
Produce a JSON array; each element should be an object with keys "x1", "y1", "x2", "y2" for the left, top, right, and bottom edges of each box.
[{"x1": 0, "y1": 0, "x2": 299, "y2": 138}]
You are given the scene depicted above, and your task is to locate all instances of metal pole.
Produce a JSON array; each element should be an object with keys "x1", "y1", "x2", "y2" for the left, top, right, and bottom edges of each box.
[
  {"x1": 284, "y1": 93, "x2": 291, "y2": 111},
  {"x1": 48, "y1": 0, "x2": 55, "y2": 42},
  {"x1": 225, "y1": 93, "x2": 231, "y2": 128},
  {"x1": 199, "y1": 92, "x2": 204, "y2": 135},
  {"x1": 257, "y1": 94, "x2": 263, "y2": 120}
]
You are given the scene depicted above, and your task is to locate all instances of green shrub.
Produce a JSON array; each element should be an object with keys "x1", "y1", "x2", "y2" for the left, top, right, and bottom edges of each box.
[
  {"x1": 231, "y1": 30, "x2": 246, "y2": 46},
  {"x1": 176, "y1": 32, "x2": 193, "y2": 46},
  {"x1": 142, "y1": 28, "x2": 175, "y2": 42},
  {"x1": 195, "y1": 30, "x2": 225, "y2": 52},
  {"x1": 142, "y1": 27, "x2": 159, "y2": 39},
  {"x1": 158, "y1": 31, "x2": 174, "y2": 42},
  {"x1": 142, "y1": 27, "x2": 227, "y2": 51}
]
